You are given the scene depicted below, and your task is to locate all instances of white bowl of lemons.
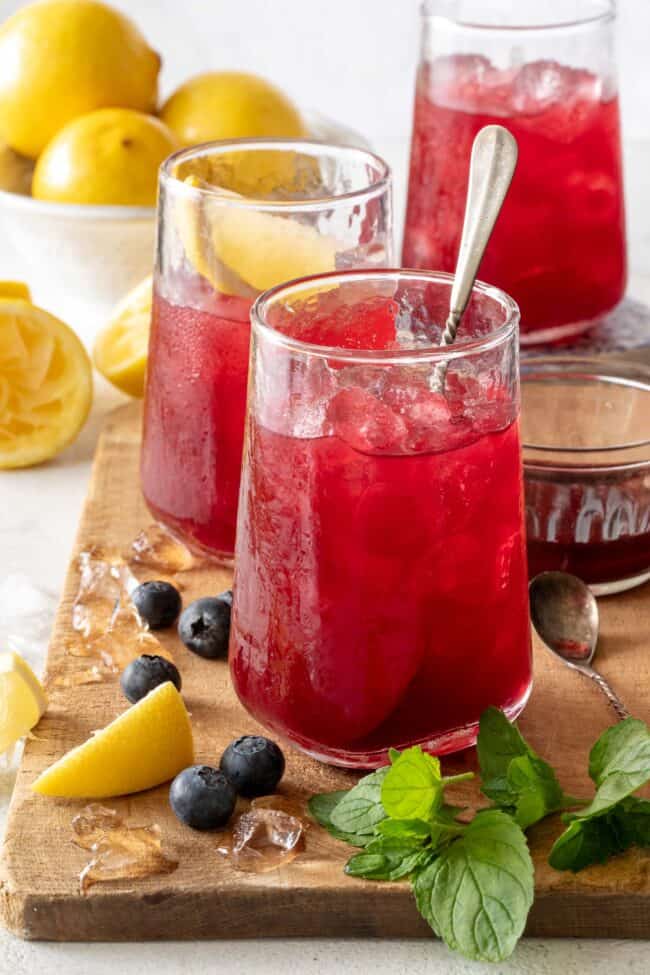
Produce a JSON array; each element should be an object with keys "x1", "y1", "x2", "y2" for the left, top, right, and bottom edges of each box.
[{"x1": 0, "y1": 0, "x2": 370, "y2": 339}]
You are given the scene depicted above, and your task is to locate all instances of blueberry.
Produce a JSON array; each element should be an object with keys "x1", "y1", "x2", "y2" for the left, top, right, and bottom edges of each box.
[
  {"x1": 178, "y1": 593, "x2": 231, "y2": 659},
  {"x1": 120, "y1": 654, "x2": 182, "y2": 703},
  {"x1": 132, "y1": 580, "x2": 182, "y2": 629},
  {"x1": 169, "y1": 765, "x2": 236, "y2": 830},
  {"x1": 220, "y1": 736, "x2": 285, "y2": 798}
]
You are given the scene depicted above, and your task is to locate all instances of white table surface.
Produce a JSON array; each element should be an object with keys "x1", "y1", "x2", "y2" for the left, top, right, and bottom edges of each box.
[{"x1": 1, "y1": 1, "x2": 650, "y2": 965}]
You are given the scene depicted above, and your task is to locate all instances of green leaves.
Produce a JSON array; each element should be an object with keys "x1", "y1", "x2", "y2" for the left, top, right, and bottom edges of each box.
[
  {"x1": 414, "y1": 810, "x2": 534, "y2": 963},
  {"x1": 381, "y1": 747, "x2": 443, "y2": 820},
  {"x1": 328, "y1": 768, "x2": 388, "y2": 838},
  {"x1": 308, "y1": 711, "x2": 650, "y2": 965},
  {"x1": 477, "y1": 706, "x2": 572, "y2": 828},
  {"x1": 548, "y1": 719, "x2": 650, "y2": 870},
  {"x1": 578, "y1": 718, "x2": 650, "y2": 818}
]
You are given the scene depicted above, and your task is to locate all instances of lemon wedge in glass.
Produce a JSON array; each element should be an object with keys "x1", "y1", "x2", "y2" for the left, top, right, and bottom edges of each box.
[
  {"x1": 93, "y1": 276, "x2": 152, "y2": 398},
  {"x1": 0, "y1": 294, "x2": 92, "y2": 468},
  {"x1": 176, "y1": 175, "x2": 337, "y2": 297},
  {"x1": 32, "y1": 682, "x2": 193, "y2": 798},
  {"x1": 0, "y1": 651, "x2": 47, "y2": 755}
]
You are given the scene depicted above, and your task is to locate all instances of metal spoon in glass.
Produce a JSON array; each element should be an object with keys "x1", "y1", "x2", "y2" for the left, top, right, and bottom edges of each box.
[
  {"x1": 434, "y1": 124, "x2": 518, "y2": 390},
  {"x1": 529, "y1": 570, "x2": 630, "y2": 721}
]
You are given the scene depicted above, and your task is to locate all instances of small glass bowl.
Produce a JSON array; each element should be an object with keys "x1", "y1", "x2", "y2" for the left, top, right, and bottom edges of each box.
[{"x1": 521, "y1": 356, "x2": 650, "y2": 595}]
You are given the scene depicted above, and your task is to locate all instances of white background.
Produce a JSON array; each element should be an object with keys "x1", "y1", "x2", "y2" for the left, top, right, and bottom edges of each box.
[{"x1": 1, "y1": 1, "x2": 650, "y2": 973}]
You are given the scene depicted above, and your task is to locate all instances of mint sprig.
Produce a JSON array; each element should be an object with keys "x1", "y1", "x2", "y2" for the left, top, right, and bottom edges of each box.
[{"x1": 309, "y1": 712, "x2": 650, "y2": 964}]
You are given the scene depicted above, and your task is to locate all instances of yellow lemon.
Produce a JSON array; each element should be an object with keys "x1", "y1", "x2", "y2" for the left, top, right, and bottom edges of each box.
[
  {"x1": 32, "y1": 109, "x2": 179, "y2": 206},
  {"x1": 0, "y1": 297, "x2": 92, "y2": 468},
  {"x1": 0, "y1": 143, "x2": 34, "y2": 195},
  {"x1": 32, "y1": 682, "x2": 193, "y2": 798},
  {"x1": 0, "y1": 0, "x2": 161, "y2": 159},
  {"x1": 160, "y1": 71, "x2": 306, "y2": 146},
  {"x1": 177, "y1": 176, "x2": 336, "y2": 297},
  {"x1": 94, "y1": 275, "x2": 152, "y2": 397},
  {"x1": 0, "y1": 651, "x2": 47, "y2": 755},
  {"x1": 0, "y1": 281, "x2": 31, "y2": 301}
]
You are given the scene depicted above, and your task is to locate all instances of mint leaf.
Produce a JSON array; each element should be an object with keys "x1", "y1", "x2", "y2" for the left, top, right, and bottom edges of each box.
[
  {"x1": 413, "y1": 809, "x2": 534, "y2": 963},
  {"x1": 477, "y1": 707, "x2": 572, "y2": 827},
  {"x1": 329, "y1": 768, "x2": 388, "y2": 836},
  {"x1": 375, "y1": 818, "x2": 431, "y2": 844},
  {"x1": 308, "y1": 790, "x2": 372, "y2": 845},
  {"x1": 573, "y1": 718, "x2": 650, "y2": 819},
  {"x1": 381, "y1": 746, "x2": 443, "y2": 820},
  {"x1": 549, "y1": 797, "x2": 650, "y2": 872},
  {"x1": 345, "y1": 837, "x2": 434, "y2": 881},
  {"x1": 428, "y1": 804, "x2": 466, "y2": 847}
]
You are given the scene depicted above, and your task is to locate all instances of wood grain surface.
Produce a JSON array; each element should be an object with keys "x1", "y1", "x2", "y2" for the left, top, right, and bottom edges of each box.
[{"x1": 0, "y1": 402, "x2": 649, "y2": 941}]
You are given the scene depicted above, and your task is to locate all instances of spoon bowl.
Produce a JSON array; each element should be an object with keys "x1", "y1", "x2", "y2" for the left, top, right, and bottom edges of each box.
[{"x1": 529, "y1": 570, "x2": 629, "y2": 720}]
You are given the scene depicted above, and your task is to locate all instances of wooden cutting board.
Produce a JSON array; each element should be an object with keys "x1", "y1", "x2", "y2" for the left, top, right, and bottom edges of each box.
[{"x1": 1, "y1": 401, "x2": 649, "y2": 941}]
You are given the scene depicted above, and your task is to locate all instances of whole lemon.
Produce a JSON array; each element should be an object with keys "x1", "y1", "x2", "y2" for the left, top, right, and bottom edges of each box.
[
  {"x1": 0, "y1": 0, "x2": 161, "y2": 159},
  {"x1": 160, "y1": 71, "x2": 306, "y2": 145},
  {"x1": 32, "y1": 109, "x2": 179, "y2": 206}
]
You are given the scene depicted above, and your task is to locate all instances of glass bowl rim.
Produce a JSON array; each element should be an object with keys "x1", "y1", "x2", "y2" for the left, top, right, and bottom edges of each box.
[
  {"x1": 159, "y1": 138, "x2": 391, "y2": 213},
  {"x1": 251, "y1": 268, "x2": 519, "y2": 365},
  {"x1": 421, "y1": 0, "x2": 615, "y2": 32},
  {"x1": 522, "y1": 355, "x2": 650, "y2": 474}
]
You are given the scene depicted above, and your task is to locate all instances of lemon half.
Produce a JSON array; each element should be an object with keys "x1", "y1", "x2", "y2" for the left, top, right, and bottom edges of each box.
[
  {"x1": 32, "y1": 682, "x2": 193, "y2": 798},
  {"x1": 0, "y1": 651, "x2": 47, "y2": 755},
  {"x1": 0, "y1": 297, "x2": 92, "y2": 468},
  {"x1": 94, "y1": 276, "x2": 152, "y2": 397}
]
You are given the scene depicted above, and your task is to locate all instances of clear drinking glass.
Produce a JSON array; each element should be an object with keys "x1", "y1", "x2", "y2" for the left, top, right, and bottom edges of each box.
[
  {"x1": 403, "y1": 1, "x2": 626, "y2": 343},
  {"x1": 522, "y1": 356, "x2": 650, "y2": 595},
  {"x1": 141, "y1": 140, "x2": 393, "y2": 563},
  {"x1": 230, "y1": 269, "x2": 532, "y2": 768}
]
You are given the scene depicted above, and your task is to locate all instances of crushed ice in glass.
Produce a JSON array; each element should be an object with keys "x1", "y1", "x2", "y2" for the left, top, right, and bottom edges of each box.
[
  {"x1": 217, "y1": 800, "x2": 305, "y2": 873},
  {"x1": 72, "y1": 803, "x2": 178, "y2": 893}
]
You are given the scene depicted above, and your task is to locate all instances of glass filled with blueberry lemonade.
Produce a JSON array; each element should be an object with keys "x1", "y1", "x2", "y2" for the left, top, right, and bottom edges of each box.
[
  {"x1": 403, "y1": 1, "x2": 626, "y2": 343},
  {"x1": 230, "y1": 269, "x2": 532, "y2": 768},
  {"x1": 141, "y1": 140, "x2": 392, "y2": 563}
]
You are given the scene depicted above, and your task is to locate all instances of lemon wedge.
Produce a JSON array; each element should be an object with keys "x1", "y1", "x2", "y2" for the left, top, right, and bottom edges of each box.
[
  {"x1": 0, "y1": 651, "x2": 47, "y2": 755},
  {"x1": 32, "y1": 682, "x2": 193, "y2": 798},
  {"x1": 93, "y1": 276, "x2": 152, "y2": 397},
  {"x1": 0, "y1": 297, "x2": 92, "y2": 468},
  {"x1": 177, "y1": 175, "x2": 336, "y2": 297}
]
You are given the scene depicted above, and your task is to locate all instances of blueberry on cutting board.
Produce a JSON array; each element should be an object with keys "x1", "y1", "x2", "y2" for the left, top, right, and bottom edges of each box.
[
  {"x1": 132, "y1": 580, "x2": 182, "y2": 629},
  {"x1": 178, "y1": 592, "x2": 231, "y2": 659},
  {"x1": 170, "y1": 765, "x2": 237, "y2": 830},
  {"x1": 220, "y1": 736, "x2": 285, "y2": 798},
  {"x1": 120, "y1": 654, "x2": 182, "y2": 703}
]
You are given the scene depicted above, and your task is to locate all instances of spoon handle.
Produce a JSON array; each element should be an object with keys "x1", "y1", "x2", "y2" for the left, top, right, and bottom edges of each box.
[
  {"x1": 580, "y1": 665, "x2": 631, "y2": 721},
  {"x1": 441, "y1": 125, "x2": 518, "y2": 348}
]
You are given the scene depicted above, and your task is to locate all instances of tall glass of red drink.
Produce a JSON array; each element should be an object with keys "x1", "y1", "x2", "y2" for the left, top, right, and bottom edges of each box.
[
  {"x1": 141, "y1": 141, "x2": 392, "y2": 562},
  {"x1": 403, "y1": 1, "x2": 626, "y2": 343},
  {"x1": 230, "y1": 269, "x2": 532, "y2": 767}
]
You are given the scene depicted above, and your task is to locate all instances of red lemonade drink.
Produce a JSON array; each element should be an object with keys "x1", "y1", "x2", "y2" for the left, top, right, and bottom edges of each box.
[
  {"x1": 403, "y1": 3, "x2": 626, "y2": 342},
  {"x1": 230, "y1": 271, "x2": 532, "y2": 767},
  {"x1": 141, "y1": 141, "x2": 392, "y2": 561}
]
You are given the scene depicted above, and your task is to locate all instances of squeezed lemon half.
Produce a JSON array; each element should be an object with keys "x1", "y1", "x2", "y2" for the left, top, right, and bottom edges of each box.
[
  {"x1": 0, "y1": 651, "x2": 47, "y2": 755},
  {"x1": 94, "y1": 275, "x2": 152, "y2": 398},
  {"x1": 32, "y1": 681, "x2": 193, "y2": 798},
  {"x1": 0, "y1": 295, "x2": 92, "y2": 468}
]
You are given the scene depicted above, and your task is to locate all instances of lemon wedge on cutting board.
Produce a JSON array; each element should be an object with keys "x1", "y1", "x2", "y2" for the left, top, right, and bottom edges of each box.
[
  {"x1": 0, "y1": 651, "x2": 47, "y2": 755},
  {"x1": 94, "y1": 275, "x2": 152, "y2": 397},
  {"x1": 32, "y1": 682, "x2": 193, "y2": 798},
  {"x1": 177, "y1": 175, "x2": 337, "y2": 296},
  {"x1": 0, "y1": 295, "x2": 92, "y2": 468}
]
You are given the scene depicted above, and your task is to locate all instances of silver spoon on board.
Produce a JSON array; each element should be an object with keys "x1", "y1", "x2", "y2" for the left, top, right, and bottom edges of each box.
[
  {"x1": 529, "y1": 570, "x2": 630, "y2": 721},
  {"x1": 434, "y1": 124, "x2": 518, "y2": 390}
]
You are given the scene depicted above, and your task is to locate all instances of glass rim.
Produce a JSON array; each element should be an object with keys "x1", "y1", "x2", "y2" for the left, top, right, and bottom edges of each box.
[
  {"x1": 159, "y1": 138, "x2": 392, "y2": 213},
  {"x1": 251, "y1": 268, "x2": 520, "y2": 365},
  {"x1": 421, "y1": 0, "x2": 616, "y2": 32},
  {"x1": 522, "y1": 355, "x2": 650, "y2": 473}
]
